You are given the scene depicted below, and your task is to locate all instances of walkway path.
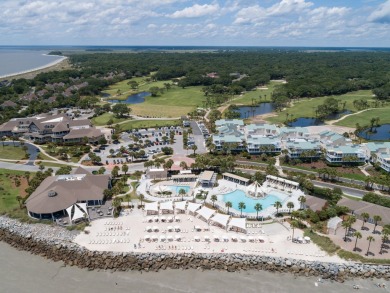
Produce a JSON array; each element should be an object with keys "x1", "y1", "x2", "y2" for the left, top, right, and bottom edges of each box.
[{"x1": 326, "y1": 108, "x2": 373, "y2": 125}]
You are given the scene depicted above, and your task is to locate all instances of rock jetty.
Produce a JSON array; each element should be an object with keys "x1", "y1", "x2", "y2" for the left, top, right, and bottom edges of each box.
[{"x1": 1, "y1": 216, "x2": 389, "y2": 280}]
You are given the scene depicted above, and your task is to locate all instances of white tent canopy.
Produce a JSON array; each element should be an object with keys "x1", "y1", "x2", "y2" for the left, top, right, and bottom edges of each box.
[
  {"x1": 247, "y1": 181, "x2": 265, "y2": 197},
  {"x1": 187, "y1": 202, "x2": 201, "y2": 214},
  {"x1": 66, "y1": 203, "x2": 88, "y2": 223},
  {"x1": 210, "y1": 213, "x2": 230, "y2": 229},
  {"x1": 145, "y1": 202, "x2": 159, "y2": 213},
  {"x1": 266, "y1": 175, "x2": 299, "y2": 187},
  {"x1": 228, "y1": 217, "x2": 246, "y2": 232},
  {"x1": 196, "y1": 206, "x2": 215, "y2": 222},
  {"x1": 160, "y1": 201, "x2": 174, "y2": 211},
  {"x1": 327, "y1": 216, "x2": 343, "y2": 234},
  {"x1": 175, "y1": 201, "x2": 187, "y2": 211}
]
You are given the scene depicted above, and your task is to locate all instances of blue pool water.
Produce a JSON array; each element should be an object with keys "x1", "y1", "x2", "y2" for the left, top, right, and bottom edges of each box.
[
  {"x1": 222, "y1": 190, "x2": 283, "y2": 213},
  {"x1": 168, "y1": 186, "x2": 190, "y2": 194}
]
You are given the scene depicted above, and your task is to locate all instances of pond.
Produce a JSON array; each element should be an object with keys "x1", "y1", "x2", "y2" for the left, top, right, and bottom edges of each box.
[
  {"x1": 236, "y1": 103, "x2": 275, "y2": 119},
  {"x1": 287, "y1": 110, "x2": 352, "y2": 127},
  {"x1": 108, "y1": 91, "x2": 151, "y2": 104},
  {"x1": 287, "y1": 117, "x2": 324, "y2": 127},
  {"x1": 359, "y1": 124, "x2": 390, "y2": 141}
]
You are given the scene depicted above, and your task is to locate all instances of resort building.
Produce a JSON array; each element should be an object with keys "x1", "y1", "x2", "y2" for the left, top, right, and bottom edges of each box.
[
  {"x1": 198, "y1": 171, "x2": 217, "y2": 188},
  {"x1": 146, "y1": 168, "x2": 168, "y2": 180},
  {"x1": 325, "y1": 145, "x2": 366, "y2": 164},
  {"x1": 363, "y1": 142, "x2": 390, "y2": 173},
  {"x1": 222, "y1": 173, "x2": 250, "y2": 186},
  {"x1": 285, "y1": 140, "x2": 322, "y2": 160},
  {"x1": 319, "y1": 130, "x2": 350, "y2": 147},
  {"x1": 0, "y1": 113, "x2": 104, "y2": 144},
  {"x1": 26, "y1": 168, "x2": 110, "y2": 222}
]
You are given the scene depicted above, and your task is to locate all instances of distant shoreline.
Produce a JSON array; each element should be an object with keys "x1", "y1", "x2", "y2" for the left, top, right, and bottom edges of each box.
[{"x1": 0, "y1": 55, "x2": 68, "y2": 80}]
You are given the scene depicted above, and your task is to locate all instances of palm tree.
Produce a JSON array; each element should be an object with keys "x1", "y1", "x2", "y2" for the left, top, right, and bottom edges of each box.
[
  {"x1": 353, "y1": 231, "x2": 362, "y2": 251},
  {"x1": 225, "y1": 201, "x2": 232, "y2": 214},
  {"x1": 210, "y1": 194, "x2": 218, "y2": 207},
  {"x1": 380, "y1": 234, "x2": 389, "y2": 254},
  {"x1": 274, "y1": 201, "x2": 282, "y2": 216},
  {"x1": 124, "y1": 193, "x2": 131, "y2": 208},
  {"x1": 342, "y1": 221, "x2": 351, "y2": 241},
  {"x1": 254, "y1": 203, "x2": 263, "y2": 220},
  {"x1": 238, "y1": 202, "x2": 246, "y2": 217},
  {"x1": 287, "y1": 201, "x2": 294, "y2": 214},
  {"x1": 290, "y1": 220, "x2": 299, "y2": 240},
  {"x1": 139, "y1": 193, "x2": 144, "y2": 206},
  {"x1": 112, "y1": 197, "x2": 122, "y2": 214},
  {"x1": 361, "y1": 212, "x2": 370, "y2": 230},
  {"x1": 366, "y1": 236, "x2": 375, "y2": 256},
  {"x1": 373, "y1": 215, "x2": 382, "y2": 233},
  {"x1": 121, "y1": 164, "x2": 129, "y2": 175},
  {"x1": 298, "y1": 196, "x2": 306, "y2": 210},
  {"x1": 178, "y1": 188, "x2": 187, "y2": 201}
]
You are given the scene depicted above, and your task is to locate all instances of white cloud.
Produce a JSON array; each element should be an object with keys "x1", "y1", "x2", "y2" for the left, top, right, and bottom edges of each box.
[
  {"x1": 368, "y1": 0, "x2": 390, "y2": 23},
  {"x1": 169, "y1": 4, "x2": 219, "y2": 18}
]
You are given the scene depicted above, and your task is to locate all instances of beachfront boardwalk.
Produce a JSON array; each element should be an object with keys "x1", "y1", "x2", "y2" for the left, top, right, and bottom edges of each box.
[{"x1": 74, "y1": 209, "x2": 345, "y2": 263}]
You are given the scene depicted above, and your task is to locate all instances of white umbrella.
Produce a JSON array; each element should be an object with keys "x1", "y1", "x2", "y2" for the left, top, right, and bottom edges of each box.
[
  {"x1": 223, "y1": 235, "x2": 229, "y2": 242},
  {"x1": 258, "y1": 236, "x2": 265, "y2": 242},
  {"x1": 146, "y1": 226, "x2": 152, "y2": 232},
  {"x1": 204, "y1": 235, "x2": 210, "y2": 241},
  {"x1": 240, "y1": 236, "x2": 247, "y2": 242},
  {"x1": 160, "y1": 235, "x2": 166, "y2": 242},
  {"x1": 194, "y1": 236, "x2": 200, "y2": 241},
  {"x1": 153, "y1": 226, "x2": 159, "y2": 232},
  {"x1": 144, "y1": 235, "x2": 151, "y2": 240},
  {"x1": 153, "y1": 216, "x2": 159, "y2": 222},
  {"x1": 174, "y1": 225, "x2": 180, "y2": 231},
  {"x1": 195, "y1": 225, "x2": 201, "y2": 231},
  {"x1": 152, "y1": 235, "x2": 158, "y2": 241},
  {"x1": 231, "y1": 236, "x2": 238, "y2": 241},
  {"x1": 167, "y1": 216, "x2": 173, "y2": 222},
  {"x1": 248, "y1": 236, "x2": 254, "y2": 242},
  {"x1": 175, "y1": 235, "x2": 181, "y2": 241},
  {"x1": 147, "y1": 217, "x2": 153, "y2": 222},
  {"x1": 304, "y1": 236, "x2": 311, "y2": 241},
  {"x1": 175, "y1": 216, "x2": 180, "y2": 222},
  {"x1": 167, "y1": 235, "x2": 173, "y2": 241},
  {"x1": 214, "y1": 235, "x2": 220, "y2": 241},
  {"x1": 160, "y1": 216, "x2": 166, "y2": 222},
  {"x1": 167, "y1": 226, "x2": 173, "y2": 231}
]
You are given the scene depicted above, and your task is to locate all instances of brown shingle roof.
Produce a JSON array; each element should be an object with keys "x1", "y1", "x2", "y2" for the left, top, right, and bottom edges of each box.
[
  {"x1": 26, "y1": 174, "x2": 110, "y2": 214},
  {"x1": 63, "y1": 127, "x2": 103, "y2": 140}
]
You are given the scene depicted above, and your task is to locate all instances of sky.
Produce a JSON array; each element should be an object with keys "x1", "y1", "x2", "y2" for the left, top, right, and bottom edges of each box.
[{"x1": 1, "y1": 0, "x2": 390, "y2": 47}]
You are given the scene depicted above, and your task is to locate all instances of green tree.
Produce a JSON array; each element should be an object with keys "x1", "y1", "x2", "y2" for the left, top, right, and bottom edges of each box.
[
  {"x1": 211, "y1": 194, "x2": 218, "y2": 207},
  {"x1": 149, "y1": 86, "x2": 160, "y2": 97},
  {"x1": 225, "y1": 201, "x2": 232, "y2": 214},
  {"x1": 112, "y1": 103, "x2": 131, "y2": 118},
  {"x1": 274, "y1": 201, "x2": 282, "y2": 216},
  {"x1": 373, "y1": 215, "x2": 382, "y2": 233},
  {"x1": 238, "y1": 202, "x2": 246, "y2": 217},
  {"x1": 121, "y1": 164, "x2": 129, "y2": 175},
  {"x1": 287, "y1": 201, "x2": 294, "y2": 214},
  {"x1": 290, "y1": 220, "x2": 299, "y2": 240},
  {"x1": 361, "y1": 212, "x2": 370, "y2": 230},
  {"x1": 111, "y1": 166, "x2": 120, "y2": 178},
  {"x1": 178, "y1": 188, "x2": 187, "y2": 201},
  {"x1": 254, "y1": 203, "x2": 263, "y2": 220},
  {"x1": 353, "y1": 231, "x2": 362, "y2": 251},
  {"x1": 342, "y1": 220, "x2": 351, "y2": 241},
  {"x1": 298, "y1": 195, "x2": 306, "y2": 210},
  {"x1": 366, "y1": 236, "x2": 375, "y2": 256}
]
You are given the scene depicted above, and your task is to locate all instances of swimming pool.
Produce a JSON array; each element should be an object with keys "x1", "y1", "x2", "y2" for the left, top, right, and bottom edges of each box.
[
  {"x1": 222, "y1": 190, "x2": 283, "y2": 213},
  {"x1": 168, "y1": 185, "x2": 190, "y2": 194}
]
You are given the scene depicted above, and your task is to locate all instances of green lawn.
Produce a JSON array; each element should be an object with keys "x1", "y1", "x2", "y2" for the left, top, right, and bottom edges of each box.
[
  {"x1": 119, "y1": 119, "x2": 181, "y2": 131},
  {"x1": 39, "y1": 161, "x2": 72, "y2": 168},
  {"x1": 266, "y1": 90, "x2": 375, "y2": 124},
  {"x1": 36, "y1": 152, "x2": 56, "y2": 162},
  {"x1": 102, "y1": 78, "x2": 206, "y2": 117},
  {"x1": 335, "y1": 106, "x2": 390, "y2": 128},
  {"x1": 232, "y1": 82, "x2": 278, "y2": 105},
  {"x1": 0, "y1": 145, "x2": 27, "y2": 160},
  {"x1": 0, "y1": 168, "x2": 32, "y2": 220},
  {"x1": 91, "y1": 112, "x2": 128, "y2": 126}
]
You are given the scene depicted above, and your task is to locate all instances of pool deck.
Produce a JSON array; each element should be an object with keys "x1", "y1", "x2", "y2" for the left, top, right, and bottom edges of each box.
[
  {"x1": 208, "y1": 180, "x2": 302, "y2": 219},
  {"x1": 74, "y1": 208, "x2": 344, "y2": 263}
]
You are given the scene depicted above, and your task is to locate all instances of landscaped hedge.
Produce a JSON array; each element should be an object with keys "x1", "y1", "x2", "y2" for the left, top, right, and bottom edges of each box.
[{"x1": 363, "y1": 192, "x2": 390, "y2": 208}]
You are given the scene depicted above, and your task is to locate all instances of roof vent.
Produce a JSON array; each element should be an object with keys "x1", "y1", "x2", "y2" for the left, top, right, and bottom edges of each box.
[{"x1": 48, "y1": 190, "x2": 57, "y2": 197}]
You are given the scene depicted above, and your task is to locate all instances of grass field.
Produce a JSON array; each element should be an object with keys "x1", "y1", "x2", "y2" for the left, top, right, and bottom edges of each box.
[
  {"x1": 119, "y1": 119, "x2": 181, "y2": 131},
  {"x1": 91, "y1": 112, "x2": 128, "y2": 126},
  {"x1": 335, "y1": 107, "x2": 390, "y2": 128},
  {"x1": 266, "y1": 90, "x2": 375, "y2": 124},
  {"x1": 0, "y1": 146, "x2": 27, "y2": 160},
  {"x1": 0, "y1": 168, "x2": 31, "y2": 220},
  {"x1": 232, "y1": 82, "x2": 278, "y2": 105},
  {"x1": 102, "y1": 78, "x2": 206, "y2": 117}
]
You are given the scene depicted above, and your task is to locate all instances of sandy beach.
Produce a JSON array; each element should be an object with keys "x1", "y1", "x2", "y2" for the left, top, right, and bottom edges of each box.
[{"x1": 0, "y1": 241, "x2": 387, "y2": 293}]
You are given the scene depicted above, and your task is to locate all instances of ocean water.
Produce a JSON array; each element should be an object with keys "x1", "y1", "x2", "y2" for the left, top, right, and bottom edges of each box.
[{"x1": 0, "y1": 48, "x2": 64, "y2": 77}]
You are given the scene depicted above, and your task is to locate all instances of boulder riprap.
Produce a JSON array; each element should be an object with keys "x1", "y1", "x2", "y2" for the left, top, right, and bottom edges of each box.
[{"x1": 1, "y1": 215, "x2": 390, "y2": 280}]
